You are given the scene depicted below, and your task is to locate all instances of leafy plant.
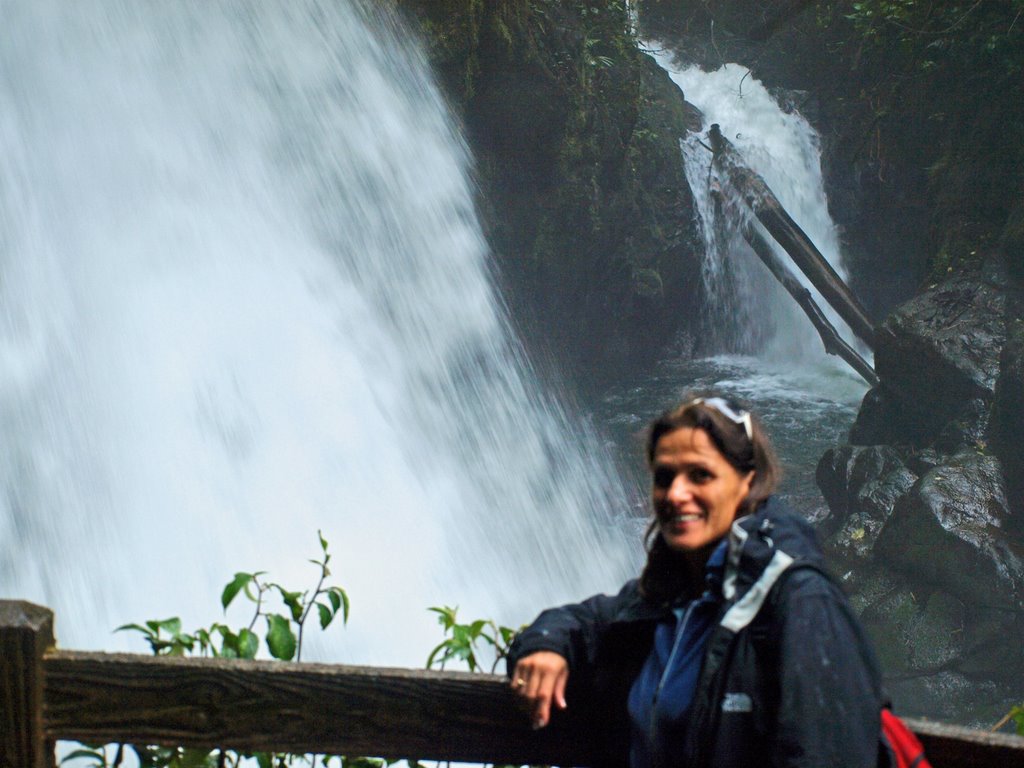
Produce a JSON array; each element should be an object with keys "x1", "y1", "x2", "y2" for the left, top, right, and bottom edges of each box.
[
  {"x1": 117, "y1": 531, "x2": 348, "y2": 663},
  {"x1": 425, "y1": 605, "x2": 519, "y2": 674},
  {"x1": 62, "y1": 532, "x2": 350, "y2": 768}
]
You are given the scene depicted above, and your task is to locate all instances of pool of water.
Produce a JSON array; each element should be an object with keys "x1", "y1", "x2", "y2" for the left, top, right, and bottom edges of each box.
[{"x1": 594, "y1": 354, "x2": 867, "y2": 522}]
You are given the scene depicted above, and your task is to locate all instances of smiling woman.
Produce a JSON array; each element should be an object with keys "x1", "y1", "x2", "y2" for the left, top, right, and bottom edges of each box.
[
  {"x1": 507, "y1": 395, "x2": 886, "y2": 768},
  {"x1": 640, "y1": 397, "x2": 776, "y2": 604}
]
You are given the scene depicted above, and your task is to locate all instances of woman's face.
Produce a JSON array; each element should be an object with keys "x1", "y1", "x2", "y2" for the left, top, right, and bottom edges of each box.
[{"x1": 651, "y1": 427, "x2": 754, "y2": 554}]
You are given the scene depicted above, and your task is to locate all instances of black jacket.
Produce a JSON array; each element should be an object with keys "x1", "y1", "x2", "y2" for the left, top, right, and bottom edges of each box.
[{"x1": 507, "y1": 497, "x2": 883, "y2": 768}]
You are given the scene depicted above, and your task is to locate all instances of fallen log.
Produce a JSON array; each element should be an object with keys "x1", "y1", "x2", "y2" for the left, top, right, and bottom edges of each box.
[
  {"x1": 708, "y1": 123, "x2": 877, "y2": 350},
  {"x1": 725, "y1": 195, "x2": 880, "y2": 385}
]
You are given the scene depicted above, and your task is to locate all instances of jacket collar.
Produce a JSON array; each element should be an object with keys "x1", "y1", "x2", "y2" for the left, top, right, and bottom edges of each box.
[{"x1": 723, "y1": 496, "x2": 825, "y2": 601}]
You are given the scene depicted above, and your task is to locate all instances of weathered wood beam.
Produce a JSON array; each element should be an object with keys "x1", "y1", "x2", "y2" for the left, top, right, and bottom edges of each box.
[
  {"x1": 1, "y1": 601, "x2": 56, "y2": 768},
  {"x1": 42, "y1": 651, "x2": 620, "y2": 765},
  {"x1": 708, "y1": 123, "x2": 877, "y2": 350},
  {"x1": 38, "y1": 649, "x2": 1024, "y2": 766},
  {"x1": 908, "y1": 717, "x2": 1024, "y2": 768}
]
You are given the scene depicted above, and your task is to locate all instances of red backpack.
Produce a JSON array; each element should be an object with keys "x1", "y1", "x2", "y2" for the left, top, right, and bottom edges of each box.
[{"x1": 880, "y1": 708, "x2": 933, "y2": 768}]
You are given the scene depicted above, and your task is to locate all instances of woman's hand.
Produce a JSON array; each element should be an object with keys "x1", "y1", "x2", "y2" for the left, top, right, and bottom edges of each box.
[{"x1": 509, "y1": 651, "x2": 569, "y2": 729}]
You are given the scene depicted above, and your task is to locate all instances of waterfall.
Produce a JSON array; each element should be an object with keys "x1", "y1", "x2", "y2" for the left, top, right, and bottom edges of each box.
[
  {"x1": 650, "y1": 54, "x2": 865, "y2": 373},
  {"x1": 0, "y1": 0, "x2": 638, "y2": 664}
]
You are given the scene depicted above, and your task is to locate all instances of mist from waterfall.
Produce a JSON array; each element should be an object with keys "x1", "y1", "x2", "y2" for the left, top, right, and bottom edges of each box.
[{"x1": 0, "y1": 0, "x2": 639, "y2": 664}]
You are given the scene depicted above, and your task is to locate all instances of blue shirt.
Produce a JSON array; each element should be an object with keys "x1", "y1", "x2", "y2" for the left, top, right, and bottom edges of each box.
[{"x1": 627, "y1": 541, "x2": 727, "y2": 768}]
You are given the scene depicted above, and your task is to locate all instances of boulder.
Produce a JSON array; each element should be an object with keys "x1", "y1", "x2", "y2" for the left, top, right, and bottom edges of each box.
[
  {"x1": 874, "y1": 452, "x2": 1024, "y2": 611},
  {"x1": 849, "y1": 571, "x2": 1023, "y2": 721},
  {"x1": 816, "y1": 445, "x2": 917, "y2": 553},
  {"x1": 869, "y1": 274, "x2": 1007, "y2": 445},
  {"x1": 934, "y1": 397, "x2": 990, "y2": 454},
  {"x1": 991, "y1": 318, "x2": 1024, "y2": 523}
]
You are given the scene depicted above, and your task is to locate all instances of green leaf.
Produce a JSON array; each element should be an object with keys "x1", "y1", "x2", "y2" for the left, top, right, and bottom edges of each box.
[
  {"x1": 428, "y1": 605, "x2": 457, "y2": 630},
  {"x1": 318, "y1": 529, "x2": 329, "y2": 552},
  {"x1": 266, "y1": 614, "x2": 297, "y2": 660},
  {"x1": 425, "y1": 642, "x2": 449, "y2": 670},
  {"x1": 221, "y1": 572, "x2": 253, "y2": 610},
  {"x1": 468, "y1": 619, "x2": 488, "y2": 637},
  {"x1": 195, "y1": 628, "x2": 212, "y2": 655},
  {"x1": 334, "y1": 587, "x2": 350, "y2": 624},
  {"x1": 177, "y1": 748, "x2": 217, "y2": 768},
  {"x1": 328, "y1": 589, "x2": 342, "y2": 612},
  {"x1": 343, "y1": 759, "x2": 385, "y2": 768},
  {"x1": 115, "y1": 622, "x2": 154, "y2": 637},
  {"x1": 317, "y1": 602, "x2": 333, "y2": 629},
  {"x1": 1011, "y1": 704, "x2": 1024, "y2": 736},
  {"x1": 275, "y1": 586, "x2": 304, "y2": 622},
  {"x1": 238, "y1": 628, "x2": 259, "y2": 659},
  {"x1": 154, "y1": 617, "x2": 182, "y2": 635},
  {"x1": 149, "y1": 639, "x2": 174, "y2": 655},
  {"x1": 168, "y1": 632, "x2": 195, "y2": 656}
]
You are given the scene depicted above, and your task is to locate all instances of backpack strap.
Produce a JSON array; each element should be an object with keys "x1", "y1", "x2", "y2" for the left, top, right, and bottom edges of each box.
[{"x1": 881, "y1": 707, "x2": 933, "y2": 768}]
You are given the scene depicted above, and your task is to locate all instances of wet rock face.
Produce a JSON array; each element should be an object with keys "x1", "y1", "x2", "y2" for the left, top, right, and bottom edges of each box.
[
  {"x1": 859, "y1": 579, "x2": 965, "y2": 676},
  {"x1": 992, "y1": 322, "x2": 1024, "y2": 528},
  {"x1": 399, "y1": 0, "x2": 705, "y2": 392},
  {"x1": 862, "y1": 275, "x2": 1007, "y2": 446},
  {"x1": 823, "y1": 454, "x2": 1024, "y2": 719},
  {"x1": 816, "y1": 445, "x2": 917, "y2": 554},
  {"x1": 877, "y1": 276, "x2": 1006, "y2": 399},
  {"x1": 875, "y1": 453, "x2": 1023, "y2": 611}
]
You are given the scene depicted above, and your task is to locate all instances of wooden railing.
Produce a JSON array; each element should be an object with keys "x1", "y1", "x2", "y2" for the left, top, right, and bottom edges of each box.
[{"x1": 3, "y1": 600, "x2": 1024, "y2": 768}]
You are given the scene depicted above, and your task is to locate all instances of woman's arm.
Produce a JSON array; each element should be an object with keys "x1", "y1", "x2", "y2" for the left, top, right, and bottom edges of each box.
[{"x1": 506, "y1": 580, "x2": 639, "y2": 729}]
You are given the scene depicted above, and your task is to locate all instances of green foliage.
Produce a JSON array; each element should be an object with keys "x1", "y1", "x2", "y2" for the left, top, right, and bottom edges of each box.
[
  {"x1": 66, "y1": 532, "x2": 350, "y2": 768},
  {"x1": 117, "y1": 530, "x2": 348, "y2": 663},
  {"x1": 425, "y1": 605, "x2": 520, "y2": 674},
  {"x1": 816, "y1": 0, "x2": 1024, "y2": 277},
  {"x1": 843, "y1": 0, "x2": 1024, "y2": 68}
]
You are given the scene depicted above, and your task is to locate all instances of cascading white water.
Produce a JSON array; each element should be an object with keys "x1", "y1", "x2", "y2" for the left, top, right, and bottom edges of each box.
[
  {"x1": 597, "y1": 49, "x2": 869, "y2": 508},
  {"x1": 650, "y1": 53, "x2": 864, "y2": 371},
  {"x1": 0, "y1": 0, "x2": 638, "y2": 664}
]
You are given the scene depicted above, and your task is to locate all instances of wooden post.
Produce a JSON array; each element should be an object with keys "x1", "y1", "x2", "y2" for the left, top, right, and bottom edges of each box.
[{"x1": 1, "y1": 601, "x2": 55, "y2": 768}]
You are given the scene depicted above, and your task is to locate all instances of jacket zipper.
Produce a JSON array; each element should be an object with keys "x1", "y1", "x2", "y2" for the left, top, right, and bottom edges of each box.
[{"x1": 650, "y1": 602, "x2": 696, "y2": 755}]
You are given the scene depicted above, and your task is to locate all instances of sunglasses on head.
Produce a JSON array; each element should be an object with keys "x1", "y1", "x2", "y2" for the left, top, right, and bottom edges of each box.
[{"x1": 689, "y1": 396, "x2": 753, "y2": 441}]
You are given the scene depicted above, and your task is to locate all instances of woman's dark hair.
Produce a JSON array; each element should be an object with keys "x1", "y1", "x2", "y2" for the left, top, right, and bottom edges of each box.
[{"x1": 638, "y1": 394, "x2": 780, "y2": 604}]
